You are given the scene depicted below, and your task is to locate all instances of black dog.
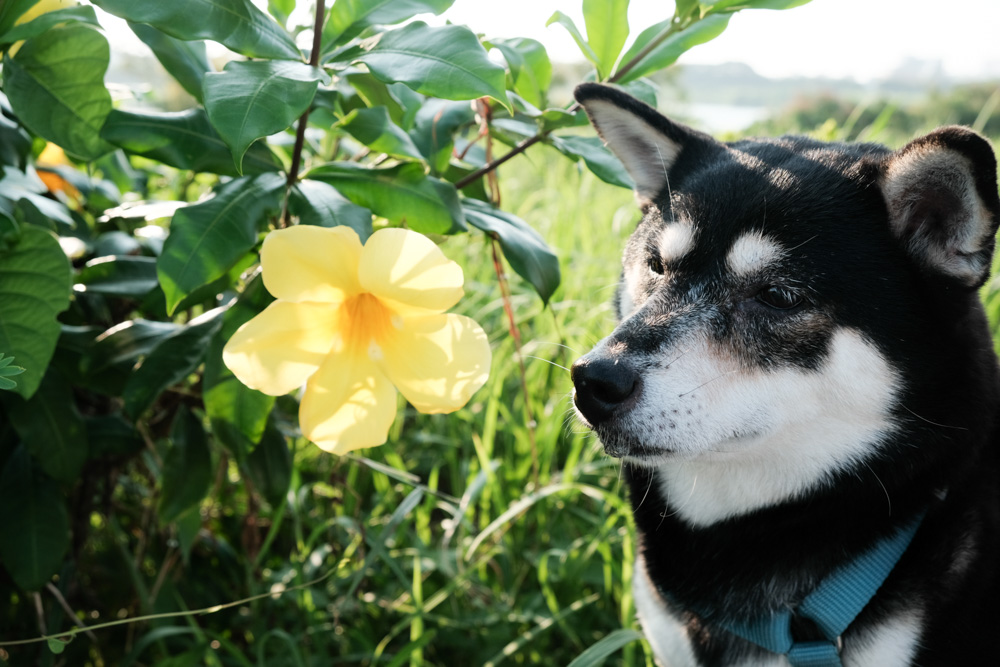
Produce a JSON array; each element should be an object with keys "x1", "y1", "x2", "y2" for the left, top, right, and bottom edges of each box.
[{"x1": 571, "y1": 82, "x2": 1000, "y2": 666}]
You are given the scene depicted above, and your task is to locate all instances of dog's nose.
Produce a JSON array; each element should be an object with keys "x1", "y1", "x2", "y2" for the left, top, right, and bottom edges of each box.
[{"x1": 571, "y1": 355, "x2": 639, "y2": 424}]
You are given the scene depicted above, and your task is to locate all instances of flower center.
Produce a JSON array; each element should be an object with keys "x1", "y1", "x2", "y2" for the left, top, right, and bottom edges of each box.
[{"x1": 339, "y1": 292, "x2": 395, "y2": 359}]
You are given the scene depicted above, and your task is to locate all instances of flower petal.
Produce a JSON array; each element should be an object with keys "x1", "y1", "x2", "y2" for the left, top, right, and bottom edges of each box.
[
  {"x1": 261, "y1": 225, "x2": 363, "y2": 303},
  {"x1": 379, "y1": 313, "x2": 491, "y2": 413},
  {"x1": 358, "y1": 228, "x2": 464, "y2": 314},
  {"x1": 299, "y1": 349, "x2": 398, "y2": 454},
  {"x1": 223, "y1": 301, "x2": 338, "y2": 395}
]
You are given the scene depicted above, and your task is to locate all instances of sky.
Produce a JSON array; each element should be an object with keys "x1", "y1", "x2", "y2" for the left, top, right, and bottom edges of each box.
[
  {"x1": 99, "y1": 0, "x2": 1000, "y2": 83},
  {"x1": 432, "y1": 0, "x2": 1000, "y2": 82}
]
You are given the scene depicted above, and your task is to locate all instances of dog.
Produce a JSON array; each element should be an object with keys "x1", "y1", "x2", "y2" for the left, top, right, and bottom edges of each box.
[{"x1": 570, "y1": 82, "x2": 1000, "y2": 666}]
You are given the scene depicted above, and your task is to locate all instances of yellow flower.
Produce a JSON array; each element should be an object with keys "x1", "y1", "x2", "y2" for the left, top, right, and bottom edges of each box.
[{"x1": 223, "y1": 225, "x2": 492, "y2": 454}]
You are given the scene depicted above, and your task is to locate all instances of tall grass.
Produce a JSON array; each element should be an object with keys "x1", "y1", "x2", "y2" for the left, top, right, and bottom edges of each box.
[{"x1": 233, "y1": 146, "x2": 648, "y2": 666}]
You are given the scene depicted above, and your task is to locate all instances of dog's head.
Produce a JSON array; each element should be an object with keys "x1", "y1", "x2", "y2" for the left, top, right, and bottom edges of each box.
[{"x1": 571, "y1": 83, "x2": 1000, "y2": 524}]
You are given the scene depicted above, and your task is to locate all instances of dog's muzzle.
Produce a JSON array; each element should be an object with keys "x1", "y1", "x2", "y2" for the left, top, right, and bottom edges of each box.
[{"x1": 571, "y1": 353, "x2": 640, "y2": 425}]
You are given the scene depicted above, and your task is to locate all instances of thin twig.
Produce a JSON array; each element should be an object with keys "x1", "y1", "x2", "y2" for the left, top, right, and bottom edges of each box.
[
  {"x1": 45, "y1": 584, "x2": 98, "y2": 643},
  {"x1": 281, "y1": 0, "x2": 327, "y2": 227}
]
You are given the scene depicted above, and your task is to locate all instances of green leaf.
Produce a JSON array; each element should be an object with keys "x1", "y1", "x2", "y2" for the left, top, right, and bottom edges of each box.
[
  {"x1": 76, "y1": 256, "x2": 159, "y2": 298},
  {"x1": 203, "y1": 60, "x2": 326, "y2": 173},
  {"x1": 348, "y1": 22, "x2": 509, "y2": 111},
  {"x1": 322, "y1": 0, "x2": 454, "y2": 50},
  {"x1": 123, "y1": 307, "x2": 226, "y2": 418},
  {"x1": 566, "y1": 629, "x2": 644, "y2": 667},
  {"x1": 616, "y1": 14, "x2": 731, "y2": 85},
  {"x1": 92, "y1": 0, "x2": 301, "y2": 61},
  {"x1": 47, "y1": 636, "x2": 72, "y2": 655},
  {"x1": 80, "y1": 319, "x2": 181, "y2": 378},
  {"x1": 3, "y1": 369, "x2": 87, "y2": 482},
  {"x1": 246, "y1": 419, "x2": 292, "y2": 507},
  {"x1": 409, "y1": 98, "x2": 475, "y2": 174},
  {"x1": 546, "y1": 11, "x2": 600, "y2": 72},
  {"x1": 0, "y1": 5, "x2": 100, "y2": 45},
  {"x1": 306, "y1": 162, "x2": 464, "y2": 234},
  {"x1": 0, "y1": 225, "x2": 71, "y2": 399},
  {"x1": 0, "y1": 447, "x2": 69, "y2": 592},
  {"x1": 159, "y1": 406, "x2": 212, "y2": 524},
  {"x1": 128, "y1": 22, "x2": 211, "y2": 102},
  {"x1": 2, "y1": 24, "x2": 114, "y2": 160},
  {"x1": 0, "y1": 0, "x2": 39, "y2": 37},
  {"x1": 337, "y1": 106, "x2": 425, "y2": 162},
  {"x1": 267, "y1": 0, "x2": 295, "y2": 26},
  {"x1": 158, "y1": 173, "x2": 285, "y2": 314},
  {"x1": 0, "y1": 352, "x2": 26, "y2": 391},
  {"x1": 100, "y1": 108, "x2": 280, "y2": 177},
  {"x1": 583, "y1": 0, "x2": 630, "y2": 79},
  {"x1": 549, "y1": 135, "x2": 634, "y2": 189},
  {"x1": 462, "y1": 199, "x2": 561, "y2": 304},
  {"x1": 489, "y1": 38, "x2": 552, "y2": 109},
  {"x1": 289, "y1": 179, "x2": 374, "y2": 241}
]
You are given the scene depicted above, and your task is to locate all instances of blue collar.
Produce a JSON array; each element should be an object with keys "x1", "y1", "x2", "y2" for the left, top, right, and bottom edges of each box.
[{"x1": 717, "y1": 511, "x2": 925, "y2": 667}]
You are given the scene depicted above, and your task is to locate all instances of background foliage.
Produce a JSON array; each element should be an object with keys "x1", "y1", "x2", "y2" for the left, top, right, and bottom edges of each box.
[{"x1": 1, "y1": 0, "x2": 997, "y2": 666}]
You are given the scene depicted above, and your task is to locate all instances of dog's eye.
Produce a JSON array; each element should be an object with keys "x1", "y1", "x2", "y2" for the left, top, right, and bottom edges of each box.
[
  {"x1": 647, "y1": 254, "x2": 664, "y2": 275},
  {"x1": 755, "y1": 286, "x2": 801, "y2": 310}
]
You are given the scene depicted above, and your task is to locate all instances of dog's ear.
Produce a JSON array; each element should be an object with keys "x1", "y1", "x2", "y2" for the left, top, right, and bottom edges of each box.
[
  {"x1": 881, "y1": 127, "x2": 1000, "y2": 288},
  {"x1": 574, "y1": 83, "x2": 719, "y2": 209}
]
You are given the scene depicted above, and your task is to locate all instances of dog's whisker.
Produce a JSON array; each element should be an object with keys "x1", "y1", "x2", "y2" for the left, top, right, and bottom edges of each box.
[
  {"x1": 676, "y1": 370, "x2": 739, "y2": 397},
  {"x1": 901, "y1": 405, "x2": 968, "y2": 431}
]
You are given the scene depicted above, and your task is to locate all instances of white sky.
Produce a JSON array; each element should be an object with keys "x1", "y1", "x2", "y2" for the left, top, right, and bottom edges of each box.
[
  {"x1": 434, "y1": 0, "x2": 1000, "y2": 82},
  {"x1": 99, "y1": 0, "x2": 1000, "y2": 83}
]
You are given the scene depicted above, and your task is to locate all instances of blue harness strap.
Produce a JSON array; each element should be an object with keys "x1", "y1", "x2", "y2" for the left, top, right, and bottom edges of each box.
[{"x1": 720, "y1": 512, "x2": 925, "y2": 667}]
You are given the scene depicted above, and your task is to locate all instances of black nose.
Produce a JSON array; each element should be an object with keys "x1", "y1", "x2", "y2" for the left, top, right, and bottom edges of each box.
[{"x1": 571, "y1": 355, "x2": 639, "y2": 424}]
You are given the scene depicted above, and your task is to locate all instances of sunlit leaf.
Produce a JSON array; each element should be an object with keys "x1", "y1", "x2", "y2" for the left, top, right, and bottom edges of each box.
[
  {"x1": 615, "y1": 14, "x2": 731, "y2": 85},
  {"x1": 306, "y1": 162, "x2": 465, "y2": 234},
  {"x1": 337, "y1": 105, "x2": 425, "y2": 162},
  {"x1": 348, "y1": 22, "x2": 509, "y2": 111},
  {"x1": 100, "y1": 108, "x2": 281, "y2": 176},
  {"x1": 289, "y1": 179, "x2": 374, "y2": 240},
  {"x1": 549, "y1": 135, "x2": 634, "y2": 189},
  {"x1": 489, "y1": 37, "x2": 552, "y2": 109},
  {"x1": 203, "y1": 60, "x2": 326, "y2": 173},
  {"x1": 462, "y1": 198, "x2": 561, "y2": 304},
  {"x1": 158, "y1": 173, "x2": 285, "y2": 314},
  {"x1": 0, "y1": 5, "x2": 99, "y2": 44},
  {"x1": 322, "y1": 0, "x2": 454, "y2": 50},
  {"x1": 2, "y1": 24, "x2": 113, "y2": 160},
  {"x1": 583, "y1": 0, "x2": 629, "y2": 79},
  {"x1": 546, "y1": 11, "x2": 600, "y2": 72},
  {"x1": 92, "y1": 0, "x2": 301, "y2": 60}
]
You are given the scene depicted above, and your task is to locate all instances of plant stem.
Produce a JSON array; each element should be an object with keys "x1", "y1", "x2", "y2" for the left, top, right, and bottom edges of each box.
[{"x1": 281, "y1": 0, "x2": 326, "y2": 227}]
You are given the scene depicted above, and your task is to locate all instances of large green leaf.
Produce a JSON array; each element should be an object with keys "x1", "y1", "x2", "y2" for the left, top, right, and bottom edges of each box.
[
  {"x1": 92, "y1": 0, "x2": 301, "y2": 61},
  {"x1": 583, "y1": 0, "x2": 630, "y2": 79},
  {"x1": 347, "y1": 22, "x2": 509, "y2": 111},
  {"x1": 0, "y1": 5, "x2": 100, "y2": 45},
  {"x1": 0, "y1": 225, "x2": 71, "y2": 399},
  {"x1": 128, "y1": 21, "x2": 211, "y2": 103},
  {"x1": 489, "y1": 38, "x2": 552, "y2": 110},
  {"x1": 306, "y1": 162, "x2": 464, "y2": 234},
  {"x1": 158, "y1": 173, "x2": 285, "y2": 314},
  {"x1": 409, "y1": 99, "x2": 475, "y2": 174},
  {"x1": 123, "y1": 307, "x2": 225, "y2": 418},
  {"x1": 337, "y1": 106, "x2": 425, "y2": 162},
  {"x1": 159, "y1": 406, "x2": 212, "y2": 524},
  {"x1": 322, "y1": 0, "x2": 454, "y2": 50},
  {"x1": 289, "y1": 179, "x2": 374, "y2": 240},
  {"x1": 3, "y1": 370, "x2": 87, "y2": 483},
  {"x1": 100, "y1": 108, "x2": 280, "y2": 176},
  {"x1": 462, "y1": 199, "x2": 561, "y2": 304},
  {"x1": 203, "y1": 60, "x2": 326, "y2": 173},
  {"x1": 0, "y1": 447, "x2": 69, "y2": 592},
  {"x1": 615, "y1": 14, "x2": 731, "y2": 84},
  {"x1": 2, "y1": 23, "x2": 113, "y2": 160},
  {"x1": 549, "y1": 135, "x2": 634, "y2": 189},
  {"x1": 0, "y1": 0, "x2": 38, "y2": 37}
]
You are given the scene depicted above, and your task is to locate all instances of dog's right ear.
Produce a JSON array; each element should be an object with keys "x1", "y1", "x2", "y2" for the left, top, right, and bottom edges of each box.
[{"x1": 574, "y1": 83, "x2": 718, "y2": 209}]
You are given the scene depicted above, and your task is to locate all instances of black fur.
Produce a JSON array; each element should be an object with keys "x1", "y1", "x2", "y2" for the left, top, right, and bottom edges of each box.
[{"x1": 572, "y1": 83, "x2": 1000, "y2": 665}]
